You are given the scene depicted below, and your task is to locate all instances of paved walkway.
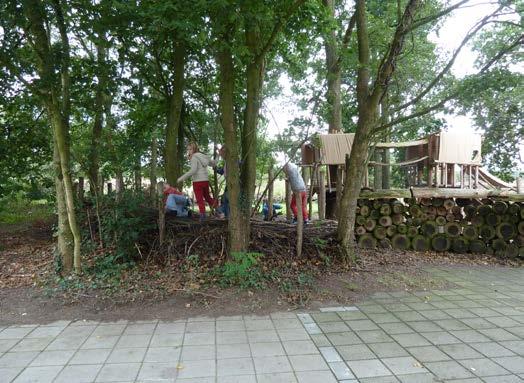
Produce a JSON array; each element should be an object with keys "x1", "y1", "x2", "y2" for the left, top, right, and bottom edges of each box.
[{"x1": 1, "y1": 266, "x2": 523, "y2": 382}]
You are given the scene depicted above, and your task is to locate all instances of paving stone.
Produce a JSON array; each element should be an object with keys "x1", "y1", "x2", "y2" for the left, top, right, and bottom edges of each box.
[
  {"x1": 346, "y1": 320, "x2": 380, "y2": 331},
  {"x1": 365, "y1": 313, "x2": 400, "y2": 324},
  {"x1": 216, "y1": 320, "x2": 245, "y2": 332},
  {"x1": 359, "y1": 305, "x2": 388, "y2": 314},
  {"x1": 368, "y1": 342, "x2": 409, "y2": 358},
  {"x1": 282, "y1": 340, "x2": 317, "y2": 355},
  {"x1": 378, "y1": 322, "x2": 414, "y2": 335},
  {"x1": 136, "y1": 362, "x2": 178, "y2": 381},
  {"x1": 485, "y1": 316, "x2": 522, "y2": 328},
  {"x1": 357, "y1": 330, "x2": 393, "y2": 344},
  {"x1": 277, "y1": 328, "x2": 310, "y2": 341},
  {"x1": 418, "y1": 310, "x2": 452, "y2": 321},
  {"x1": 69, "y1": 348, "x2": 112, "y2": 365},
  {"x1": 469, "y1": 342, "x2": 516, "y2": 358},
  {"x1": 394, "y1": 311, "x2": 427, "y2": 322},
  {"x1": 406, "y1": 345, "x2": 450, "y2": 362},
  {"x1": 245, "y1": 320, "x2": 276, "y2": 332},
  {"x1": 251, "y1": 342, "x2": 286, "y2": 357},
  {"x1": 435, "y1": 319, "x2": 471, "y2": 331},
  {"x1": 81, "y1": 335, "x2": 120, "y2": 349},
  {"x1": 0, "y1": 339, "x2": 18, "y2": 353},
  {"x1": 325, "y1": 332, "x2": 362, "y2": 346},
  {"x1": 90, "y1": 325, "x2": 126, "y2": 337},
  {"x1": 311, "y1": 313, "x2": 341, "y2": 323},
  {"x1": 450, "y1": 330, "x2": 491, "y2": 343},
  {"x1": 479, "y1": 328, "x2": 520, "y2": 342},
  {"x1": 319, "y1": 346, "x2": 342, "y2": 362},
  {"x1": 54, "y1": 364, "x2": 102, "y2": 383},
  {"x1": 384, "y1": 304, "x2": 412, "y2": 313},
  {"x1": 336, "y1": 344, "x2": 375, "y2": 361},
  {"x1": 0, "y1": 367, "x2": 23, "y2": 383},
  {"x1": 10, "y1": 337, "x2": 53, "y2": 352},
  {"x1": 460, "y1": 317, "x2": 497, "y2": 330},
  {"x1": 180, "y1": 345, "x2": 215, "y2": 361},
  {"x1": 174, "y1": 359, "x2": 217, "y2": 379},
  {"x1": 444, "y1": 309, "x2": 477, "y2": 319},
  {"x1": 320, "y1": 306, "x2": 346, "y2": 312},
  {"x1": 468, "y1": 308, "x2": 503, "y2": 317},
  {"x1": 30, "y1": 349, "x2": 75, "y2": 366},
  {"x1": 183, "y1": 332, "x2": 215, "y2": 346},
  {"x1": 155, "y1": 322, "x2": 186, "y2": 333},
  {"x1": 346, "y1": 359, "x2": 392, "y2": 379},
  {"x1": 359, "y1": 377, "x2": 400, "y2": 383},
  {"x1": 256, "y1": 372, "x2": 298, "y2": 383},
  {"x1": 438, "y1": 343, "x2": 483, "y2": 360},
  {"x1": 421, "y1": 331, "x2": 461, "y2": 345},
  {"x1": 318, "y1": 321, "x2": 351, "y2": 333},
  {"x1": 11, "y1": 365, "x2": 62, "y2": 383},
  {"x1": 272, "y1": 319, "x2": 303, "y2": 330},
  {"x1": 492, "y1": 356, "x2": 524, "y2": 374},
  {"x1": 217, "y1": 357, "x2": 254, "y2": 376},
  {"x1": 289, "y1": 354, "x2": 328, "y2": 371},
  {"x1": 381, "y1": 356, "x2": 427, "y2": 375},
  {"x1": 247, "y1": 330, "x2": 279, "y2": 343},
  {"x1": 217, "y1": 343, "x2": 251, "y2": 359},
  {"x1": 0, "y1": 351, "x2": 39, "y2": 368},
  {"x1": 328, "y1": 361, "x2": 354, "y2": 380},
  {"x1": 424, "y1": 360, "x2": 475, "y2": 380},
  {"x1": 150, "y1": 333, "x2": 183, "y2": 347},
  {"x1": 458, "y1": 357, "x2": 511, "y2": 377},
  {"x1": 95, "y1": 362, "x2": 141, "y2": 382},
  {"x1": 295, "y1": 370, "x2": 337, "y2": 383},
  {"x1": 115, "y1": 334, "x2": 152, "y2": 348},
  {"x1": 483, "y1": 375, "x2": 524, "y2": 383},
  {"x1": 217, "y1": 331, "x2": 247, "y2": 344},
  {"x1": 0, "y1": 327, "x2": 34, "y2": 339},
  {"x1": 407, "y1": 321, "x2": 442, "y2": 333},
  {"x1": 338, "y1": 311, "x2": 369, "y2": 321},
  {"x1": 25, "y1": 327, "x2": 64, "y2": 339},
  {"x1": 185, "y1": 321, "x2": 215, "y2": 333},
  {"x1": 499, "y1": 340, "x2": 524, "y2": 355},
  {"x1": 391, "y1": 333, "x2": 430, "y2": 347},
  {"x1": 217, "y1": 375, "x2": 256, "y2": 383},
  {"x1": 395, "y1": 372, "x2": 437, "y2": 382},
  {"x1": 107, "y1": 347, "x2": 146, "y2": 363},
  {"x1": 309, "y1": 334, "x2": 331, "y2": 347},
  {"x1": 506, "y1": 326, "x2": 524, "y2": 338},
  {"x1": 253, "y1": 355, "x2": 292, "y2": 374},
  {"x1": 59, "y1": 325, "x2": 96, "y2": 337}
]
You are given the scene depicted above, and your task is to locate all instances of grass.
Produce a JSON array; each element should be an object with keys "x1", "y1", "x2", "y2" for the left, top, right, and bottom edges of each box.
[{"x1": 0, "y1": 198, "x2": 53, "y2": 224}]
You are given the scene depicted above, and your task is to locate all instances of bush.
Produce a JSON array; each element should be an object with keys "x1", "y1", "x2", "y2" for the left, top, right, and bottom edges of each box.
[
  {"x1": 216, "y1": 252, "x2": 265, "y2": 289},
  {"x1": 0, "y1": 192, "x2": 53, "y2": 224}
]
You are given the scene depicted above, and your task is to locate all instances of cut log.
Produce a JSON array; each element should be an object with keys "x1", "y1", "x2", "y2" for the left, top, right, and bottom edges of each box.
[
  {"x1": 435, "y1": 216, "x2": 447, "y2": 226},
  {"x1": 380, "y1": 204, "x2": 392, "y2": 216},
  {"x1": 443, "y1": 199, "x2": 455, "y2": 210},
  {"x1": 496, "y1": 222, "x2": 516, "y2": 240},
  {"x1": 373, "y1": 226, "x2": 387, "y2": 240},
  {"x1": 509, "y1": 214, "x2": 520, "y2": 224},
  {"x1": 397, "y1": 224, "x2": 408, "y2": 234},
  {"x1": 518, "y1": 221, "x2": 524, "y2": 236},
  {"x1": 378, "y1": 238, "x2": 392, "y2": 249},
  {"x1": 462, "y1": 225, "x2": 478, "y2": 240},
  {"x1": 359, "y1": 205, "x2": 370, "y2": 217},
  {"x1": 391, "y1": 213, "x2": 404, "y2": 225},
  {"x1": 356, "y1": 215, "x2": 366, "y2": 226},
  {"x1": 392, "y1": 203, "x2": 404, "y2": 214},
  {"x1": 485, "y1": 213, "x2": 500, "y2": 227},
  {"x1": 392, "y1": 234, "x2": 411, "y2": 250},
  {"x1": 386, "y1": 225, "x2": 397, "y2": 237},
  {"x1": 471, "y1": 215, "x2": 484, "y2": 227},
  {"x1": 519, "y1": 247, "x2": 524, "y2": 258},
  {"x1": 370, "y1": 209, "x2": 380, "y2": 219},
  {"x1": 493, "y1": 201, "x2": 508, "y2": 215},
  {"x1": 464, "y1": 205, "x2": 477, "y2": 217},
  {"x1": 436, "y1": 206, "x2": 448, "y2": 216},
  {"x1": 479, "y1": 225, "x2": 496, "y2": 241},
  {"x1": 412, "y1": 235, "x2": 430, "y2": 251},
  {"x1": 420, "y1": 198, "x2": 432, "y2": 206},
  {"x1": 515, "y1": 235, "x2": 524, "y2": 247},
  {"x1": 444, "y1": 222, "x2": 461, "y2": 237},
  {"x1": 407, "y1": 226, "x2": 419, "y2": 237},
  {"x1": 364, "y1": 218, "x2": 377, "y2": 231},
  {"x1": 379, "y1": 216, "x2": 393, "y2": 227},
  {"x1": 432, "y1": 198, "x2": 445, "y2": 207},
  {"x1": 505, "y1": 243, "x2": 519, "y2": 258},
  {"x1": 452, "y1": 206, "x2": 462, "y2": 216},
  {"x1": 431, "y1": 234, "x2": 451, "y2": 252},
  {"x1": 477, "y1": 204, "x2": 493, "y2": 216},
  {"x1": 469, "y1": 239, "x2": 487, "y2": 254},
  {"x1": 412, "y1": 218, "x2": 423, "y2": 226},
  {"x1": 358, "y1": 234, "x2": 377, "y2": 248},
  {"x1": 508, "y1": 203, "x2": 521, "y2": 215},
  {"x1": 492, "y1": 238, "x2": 507, "y2": 251},
  {"x1": 452, "y1": 237, "x2": 469, "y2": 253},
  {"x1": 356, "y1": 226, "x2": 367, "y2": 236},
  {"x1": 372, "y1": 200, "x2": 381, "y2": 209},
  {"x1": 421, "y1": 221, "x2": 438, "y2": 237},
  {"x1": 409, "y1": 205, "x2": 423, "y2": 218}
]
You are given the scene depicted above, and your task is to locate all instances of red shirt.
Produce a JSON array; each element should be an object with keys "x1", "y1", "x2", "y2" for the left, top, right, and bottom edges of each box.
[{"x1": 163, "y1": 186, "x2": 183, "y2": 204}]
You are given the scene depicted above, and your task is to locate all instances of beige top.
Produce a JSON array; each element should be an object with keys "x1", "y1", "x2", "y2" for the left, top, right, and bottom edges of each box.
[{"x1": 177, "y1": 152, "x2": 216, "y2": 183}]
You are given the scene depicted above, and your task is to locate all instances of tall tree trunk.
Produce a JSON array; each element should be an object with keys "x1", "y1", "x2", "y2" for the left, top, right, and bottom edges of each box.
[
  {"x1": 134, "y1": 159, "x2": 142, "y2": 192},
  {"x1": 217, "y1": 38, "x2": 248, "y2": 253},
  {"x1": 88, "y1": 43, "x2": 106, "y2": 195},
  {"x1": 23, "y1": 0, "x2": 82, "y2": 272},
  {"x1": 240, "y1": 23, "x2": 264, "y2": 246},
  {"x1": 323, "y1": 0, "x2": 343, "y2": 218},
  {"x1": 53, "y1": 137, "x2": 73, "y2": 273},
  {"x1": 149, "y1": 134, "x2": 158, "y2": 202},
  {"x1": 165, "y1": 40, "x2": 186, "y2": 185},
  {"x1": 381, "y1": 97, "x2": 391, "y2": 189}
]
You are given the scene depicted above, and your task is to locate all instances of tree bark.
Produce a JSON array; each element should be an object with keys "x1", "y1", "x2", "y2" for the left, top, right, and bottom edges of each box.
[
  {"x1": 267, "y1": 166, "x2": 274, "y2": 220},
  {"x1": 149, "y1": 134, "x2": 158, "y2": 203},
  {"x1": 217, "y1": 34, "x2": 248, "y2": 253},
  {"x1": 165, "y1": 40, "x2": 186, "y2": 185}
]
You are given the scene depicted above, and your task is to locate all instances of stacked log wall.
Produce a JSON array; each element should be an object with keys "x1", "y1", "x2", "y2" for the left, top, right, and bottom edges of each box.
[{"x1": 355, "y1": 197, "x2": 524, "y2": 258}]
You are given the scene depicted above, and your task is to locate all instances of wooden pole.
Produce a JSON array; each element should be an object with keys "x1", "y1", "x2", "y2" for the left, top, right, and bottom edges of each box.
[
  {"x1": 308, "y1": 164, "x2": 316, "y2": 219},
  {"x1": 295, "y1": 191, "x2": 303, "y2": 257},
  {"x1": 157, "y1": 181, "x2": 165, "y2": 246},
  {"x1": 336, "y1": 166, "x2": 343, "y2": 218},
  {"x1": 267, "y1": 167, "x2": 274, "y2": 220},
  {"x1": 474, "y1": 166, "x2": 479, "y2": 189},
  {"x1": 373, "y1": 150, "x2": 382, "y2": 190},
  {"x1": 285, "y1": 179, "x2": 292, "y2": 221},
  {"x1": 318, "y1": 167, "x2": 326, "y2": 220},
  {"x1": 78, "y1": 176, "x2": 84, "y2": 203},
  {"x1": 107, "y1": 182, "x2": 112, "y2": 194}
]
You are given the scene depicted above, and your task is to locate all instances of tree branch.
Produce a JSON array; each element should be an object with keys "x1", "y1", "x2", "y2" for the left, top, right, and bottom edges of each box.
[
  {"x1": 255, "y1": 0, "x2": 307, "y2": 63},
  {"x1": 394, "y1": 5, "x2": 504, "y2": 112},
  {"x1": 335, "y1": 11, "x2": 357, "y2": 68},
  {"x1": 479, "y1": 33, "x2": 524, "y2": 72},
  {"x1": 406, "y1": 0, "x2": 471, "y2": 32}
]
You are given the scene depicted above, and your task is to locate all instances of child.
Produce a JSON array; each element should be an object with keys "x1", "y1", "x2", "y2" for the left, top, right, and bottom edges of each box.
[
  {"x1": 283, "y1": 162, "x2": 309, "y2": 223},
  {"x1": 163, "y1": 184, "x2": 191, "y2": 217},
  {"x1": 177, "y1": 142, "x2": 217, "y2": 220}
]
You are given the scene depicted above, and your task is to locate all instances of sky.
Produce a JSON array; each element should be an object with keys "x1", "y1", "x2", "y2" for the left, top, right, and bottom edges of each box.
[{"x1": 263, "y1": 0, "x2": 523, "y2": 171}]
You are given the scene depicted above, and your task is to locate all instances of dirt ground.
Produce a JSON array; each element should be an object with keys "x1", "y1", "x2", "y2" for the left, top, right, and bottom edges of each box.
[{"x1": 1, "y1": 219, "x2": 521, "y2": 325}]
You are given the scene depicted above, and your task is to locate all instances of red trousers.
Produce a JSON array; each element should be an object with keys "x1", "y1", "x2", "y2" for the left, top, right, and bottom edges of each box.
[
  {"x1": 193, "y1": 181, "x2": 216, "y2": 214},
  {"x1": 291, "y1": 191, "x2": 308, "y2": 221}
]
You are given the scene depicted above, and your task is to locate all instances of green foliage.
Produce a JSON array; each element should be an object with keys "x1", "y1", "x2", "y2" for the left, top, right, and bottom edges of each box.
[
  {"x1": 215, "y1": 252, "x2": 265, "y2": 289},
  {"x1": 0, "y1": 194, "x2": 53, "y2": 224}
]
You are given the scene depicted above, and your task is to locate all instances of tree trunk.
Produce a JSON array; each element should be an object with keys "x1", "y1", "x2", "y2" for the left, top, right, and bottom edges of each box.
[
  {"x1": 165, "y1": 40, "x2": 186, "y2": 185},
  {"x1": 134, "y1": 159, "x2": 142, "y2": 192},
  {"x1": 296, "y1": 191, "x2": 303, "y2": 257},
  {"x1": 285, "y1": 180, "x2": 292, "y2": 221},
  {"x1": 53, "y1": 137, "x2": 73, "y2": 273},
  {"x1": 217, "y1": 36, "x2": 248, "y2": 253},
  {"x1": 373, "y1": 150, "x2": 383, "y2": 190},
  {"x1": 318, "y1": 168, "x2": 326, "y2": 220},
  {"x1": 23, "y1": 0, "x2": 82, "y2": 273},
  {"x1": 149, "y1": 134, "x2": 158, "y2": 202},
  {"x1": 267, "y1": 166, "x2": 274, "y2": 220}
]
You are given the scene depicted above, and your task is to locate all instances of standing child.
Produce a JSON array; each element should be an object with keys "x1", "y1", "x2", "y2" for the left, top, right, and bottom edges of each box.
[
  {"x1": 283, "y1": 162, "x2": 309, "y2": 223},
  {"x1": 177, "y1": 142, "x2": 217, "y2": 220}
]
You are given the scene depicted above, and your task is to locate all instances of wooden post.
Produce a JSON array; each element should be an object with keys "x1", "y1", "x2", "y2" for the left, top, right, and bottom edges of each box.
[
  {"x1": 468, "y1": 165, "x2": 472, "y2": 189},
  {"x1": 427, "y1": 162, "x2": 433, "y2": 187},
  {"x1": 157, "y1": 181, "x2": 165, "y2": 246},
  {"x1": 267, "y1": 167, "x2": 274, "y2": 220},
  {"x1": 308, "y1": 165, "x2": 316, "y2": 219},
  {"x1": 285, "y1": 179, "x2": 292, "y2": 221},
  {"x1": 373, "y1": 150, "x2": 382, "y2": 190},
  {"x1": 336, "y1": 166, "x2": 343, "y2": 218},
  {"x1": 318, "y1": 167, "x2": 326, "y2": 220},
  {"x1": 107, "y1": 182, "x2": 112, "y2": 194},
  {"x1": 383, "y1": 148, "x2": 390, "y2": 189},
  {"x1": 295, "y1": 191, "x2": 303, "y2": 257},
  {"x1": 460, "y1": 165, "x2": 464, "y2": 188},
  {"x1": 474, "y1": 166, "x2": 479, "y2": 189}
]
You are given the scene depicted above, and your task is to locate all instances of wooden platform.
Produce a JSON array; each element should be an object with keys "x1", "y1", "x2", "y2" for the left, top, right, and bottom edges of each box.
[{"x1": 359, "y1": 188, "x2": 524, "y2": 202}]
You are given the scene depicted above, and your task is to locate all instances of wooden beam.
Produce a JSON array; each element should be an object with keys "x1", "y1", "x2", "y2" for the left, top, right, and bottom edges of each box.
[{"x1": 375, "y1": 138, "x2": 429, "y2": 148}]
